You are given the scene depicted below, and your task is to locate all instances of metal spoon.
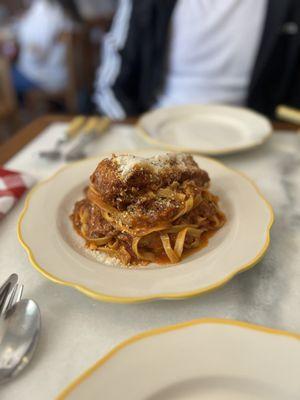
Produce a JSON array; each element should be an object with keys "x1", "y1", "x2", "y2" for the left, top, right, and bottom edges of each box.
[{"x1": 0, "y1": 299, "x2": 41, "y2": 384}]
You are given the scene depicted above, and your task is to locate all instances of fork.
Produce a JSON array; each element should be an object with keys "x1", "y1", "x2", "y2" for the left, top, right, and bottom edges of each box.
[
  {"x1": 0, "y1": 274, "x2": 17, "y2": 313},
  {"x1": 65, "y1": 116, "x2": 111, "y2": 161},
  {"x1": 0, "y1": 275, "x2": 23, "y2": 317},
  {"x1": 39, "y1": 115, "x2": 87, "y2": 160}
]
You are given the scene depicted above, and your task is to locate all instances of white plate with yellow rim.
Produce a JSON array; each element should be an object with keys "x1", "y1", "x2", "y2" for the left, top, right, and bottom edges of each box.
[
  {"x1": 137, "y1": 105, "x2": 272, "y2": 155},
  {"x1": 57, "y1": 318, "x2": 300, "y2": 400},
  {"x1": 18, "y1": 150, "x2": 273, "y2": 303}
]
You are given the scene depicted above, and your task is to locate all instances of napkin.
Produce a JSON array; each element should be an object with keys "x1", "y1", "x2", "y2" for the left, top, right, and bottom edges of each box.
[{"x1": 0, "y1": 168, "x2": 35, "y2": 220}]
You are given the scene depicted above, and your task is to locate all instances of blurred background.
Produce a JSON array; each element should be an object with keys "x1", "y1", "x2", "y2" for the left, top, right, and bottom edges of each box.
[
  {"x1": 1, "y1": 0, "x2": 300, "y2": 146},
  {"x1": 0, "y1": 0, "x2": 117, "y2": 144}
]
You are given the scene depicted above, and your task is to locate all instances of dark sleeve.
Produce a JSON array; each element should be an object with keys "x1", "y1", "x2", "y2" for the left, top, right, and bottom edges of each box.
[
  {"x1": 280, "y1": 1, "x2": 300, "y2": 110},
  {"x1": 93, "y1": 0, "x2": 142, "y2": 119},
  {"x1": 248, "y1": 0, "x2": 300, "y2": 117},
  {"x1": 282, "y1": 52, "x2": 300, "y2": 109}
]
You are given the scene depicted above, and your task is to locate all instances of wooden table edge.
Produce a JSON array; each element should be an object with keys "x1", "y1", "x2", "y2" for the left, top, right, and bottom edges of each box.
[
  {"x1": 0, "y1": 114, "x2": 298, "y2": 165},
  {"x1": 0, "y1": 115, "x2": 72, "y2": 165}
]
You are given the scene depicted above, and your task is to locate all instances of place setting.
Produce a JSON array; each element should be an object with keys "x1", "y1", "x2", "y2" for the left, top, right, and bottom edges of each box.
[
  {"x1": 2, "y1": 101, "x2": 300, "y2": 399},
  {"x1": 1, "y1": 1, "x2": 300, "y2": 398},
  {"x1": 1, "y1": 100, "x2": 300, "y2": 397}
]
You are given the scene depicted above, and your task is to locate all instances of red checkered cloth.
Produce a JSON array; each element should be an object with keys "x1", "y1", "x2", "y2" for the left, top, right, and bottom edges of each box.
[{"x1": 0, "y1": 168, "x2": 35, "y2": 220}]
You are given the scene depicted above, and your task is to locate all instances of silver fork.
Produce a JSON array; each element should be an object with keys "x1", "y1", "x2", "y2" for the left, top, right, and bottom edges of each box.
[
  {"x1": 65, "y1": 116, "x2": 111, "y2": 161},
  {"x1": 39, "y1": 115, "x2": 87, "y2": 160},
  {"x1": 0, "y1": 275, "x2": 23, "y2": 317},
  {"x1": 0, "y1": 274, "x2": 17, "y2": 313},
  {"x1": 1, "y1": 284, "x2": 23, "y2": 317}
]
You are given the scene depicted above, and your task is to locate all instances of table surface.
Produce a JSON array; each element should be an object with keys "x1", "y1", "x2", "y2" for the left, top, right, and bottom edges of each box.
[
  {"x1": 0, "y1": 114, "x2": 299, "y2": 165},
  {"x1": 1, "y1": 117, "x2": 300, "y2": 400}
]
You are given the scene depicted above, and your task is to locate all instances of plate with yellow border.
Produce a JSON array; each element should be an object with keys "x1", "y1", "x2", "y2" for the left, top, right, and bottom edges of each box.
[
  {"x1": 18, "y1": 150, "x2": 273, "y2": 303},
  {"x1": 137, "y1": 105, "x2": 272, "y2": 155},
  {"x1": 57, "y1": 318, "x2": 300, "y2": 399}
]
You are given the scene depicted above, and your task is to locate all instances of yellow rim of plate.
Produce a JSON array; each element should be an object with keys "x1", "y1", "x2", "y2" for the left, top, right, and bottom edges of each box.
[
  {"x1": 136, "y1": 105, "x2": 273, "y2": 155},
  {"x1": 56, "y1": 317, "x2": 300, "y2": 400},
  {"x1": 17, "y1": 150, "x2": 274, "y2": 304}
]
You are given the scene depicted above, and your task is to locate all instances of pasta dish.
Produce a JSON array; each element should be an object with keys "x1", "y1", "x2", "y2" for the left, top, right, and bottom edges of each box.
[{"x1": 71, "y1": 153, "x2": 226, "y2": 266}]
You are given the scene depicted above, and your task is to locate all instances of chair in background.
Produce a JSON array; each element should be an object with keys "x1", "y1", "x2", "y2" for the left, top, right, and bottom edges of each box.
[{"x1": 0, "y1": 56, "x2": 18, "y2": 142}]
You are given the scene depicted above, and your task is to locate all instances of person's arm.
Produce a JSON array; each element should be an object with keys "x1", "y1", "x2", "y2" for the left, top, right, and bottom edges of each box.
[
  {"x1": 94, "y1": 0, "x2": 141, "y2": 119},
  {"x1": 16, "y1": 2, "x2": 72, "y2": 64}
]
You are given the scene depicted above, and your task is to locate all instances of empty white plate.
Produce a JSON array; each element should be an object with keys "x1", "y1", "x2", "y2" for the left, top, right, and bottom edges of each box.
[
  {"x1": 137, "y1": 105, "x2": 272, "y2": 155},
  {"x1": 57, "y1": 319, "x2": 300, "y2": 400}
]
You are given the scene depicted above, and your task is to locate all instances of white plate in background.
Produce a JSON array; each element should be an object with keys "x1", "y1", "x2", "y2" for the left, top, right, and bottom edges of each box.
[{"x1": 137, "y1": 105, "x2": 272, "y2": 155}]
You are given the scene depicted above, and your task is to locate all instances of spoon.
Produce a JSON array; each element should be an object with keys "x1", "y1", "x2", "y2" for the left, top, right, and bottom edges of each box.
[{"x1": 0, "y1": 299, "x2": 41, "y2": 384}]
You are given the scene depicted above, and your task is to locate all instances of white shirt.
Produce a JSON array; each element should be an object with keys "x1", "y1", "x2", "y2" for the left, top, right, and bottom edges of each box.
[
  {"x1": 156, "y1": 0, "x2": 267, "y2": 108},
  {"x1": 16, "y1": 0, "x2": 72, "y2": 92}
]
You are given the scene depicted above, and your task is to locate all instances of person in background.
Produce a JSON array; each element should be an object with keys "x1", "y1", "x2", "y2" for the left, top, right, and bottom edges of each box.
[
  {"x1": 11, "y1": 0, "x2": 82, "y2": 100},
  {"x1": 94, "y1": 0, "x2": 300, "y2": 119},
  {"x1": 76, "y1": 0, "x2": 117, "y2": 19},
  {"x1": 0, "y1": 5, "x2": 9, "y2": 25}
]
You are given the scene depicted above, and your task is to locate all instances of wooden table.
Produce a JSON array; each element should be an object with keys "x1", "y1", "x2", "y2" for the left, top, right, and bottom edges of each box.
[{"x1": 0, "y1": 114, "x2": 298, "y2": 165}]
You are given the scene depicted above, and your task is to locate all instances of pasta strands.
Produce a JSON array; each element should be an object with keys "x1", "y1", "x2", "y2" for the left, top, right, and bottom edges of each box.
[
  {"x1": 174, "y1": 228, "x2": 188, "y2": 258},
  {"x1": 160, "y1": 233, "x2": 180, "y2": 263}
]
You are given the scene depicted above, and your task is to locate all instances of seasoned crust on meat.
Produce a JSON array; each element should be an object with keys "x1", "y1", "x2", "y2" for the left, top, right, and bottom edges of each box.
[{"x1": 90, "y1": 153, "x2": 210, "y2": 210}]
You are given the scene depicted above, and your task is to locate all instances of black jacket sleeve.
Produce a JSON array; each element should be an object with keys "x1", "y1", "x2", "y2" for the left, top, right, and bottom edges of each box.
[
  {"x1": 93, "y1": 0, "x2": 140, "y2": 119},
  {"x1": 111, "y1": 0, "x2": 143, "y2": 116},
  {"x1": 94, "y1": 0, "x2": 177, "y2": 118}
]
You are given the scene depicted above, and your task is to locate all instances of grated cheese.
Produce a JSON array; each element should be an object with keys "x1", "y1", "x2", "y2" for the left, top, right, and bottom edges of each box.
[{"x1": 114, "y1": 153, "x2": 190, "y2": 180}]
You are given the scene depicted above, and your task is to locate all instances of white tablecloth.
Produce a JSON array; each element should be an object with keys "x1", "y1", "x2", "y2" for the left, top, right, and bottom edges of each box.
[{"x1": 1, "y1": 123, "x2": 300, "y2": 399}]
